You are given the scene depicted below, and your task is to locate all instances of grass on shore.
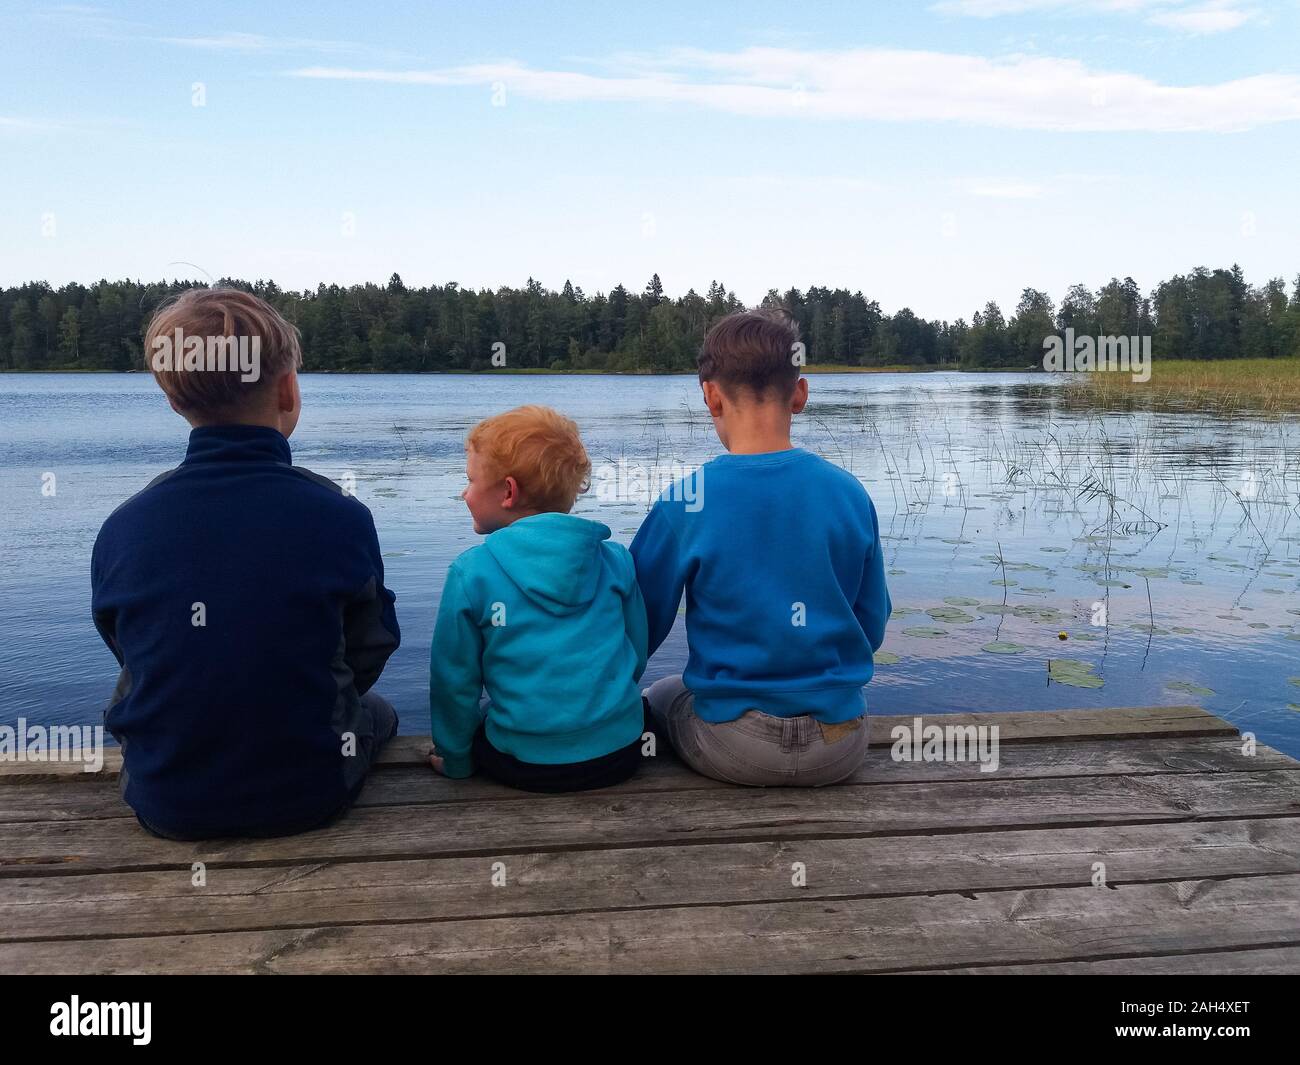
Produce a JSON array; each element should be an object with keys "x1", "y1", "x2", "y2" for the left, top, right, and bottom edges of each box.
[
  {"x1": 436, "y1": 362, "x2": 939, "y2": 375},
  {"x1": 1081, "y1": 357, "x2": 1300, "y2": 414}
]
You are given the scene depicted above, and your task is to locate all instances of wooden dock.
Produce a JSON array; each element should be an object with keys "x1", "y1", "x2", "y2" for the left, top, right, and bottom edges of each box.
[{"x1": 2, "y1": 705, "x2": 1299, "y2": 974}]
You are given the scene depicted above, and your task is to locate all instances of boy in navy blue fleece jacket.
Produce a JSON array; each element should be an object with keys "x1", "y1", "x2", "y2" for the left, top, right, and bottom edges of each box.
[
  {"x1": 91, "y1": 288, "x2": 400, "y2": 839},
  {"x1": 631, "y1": 310, "x2": 890, "y2": 787}
]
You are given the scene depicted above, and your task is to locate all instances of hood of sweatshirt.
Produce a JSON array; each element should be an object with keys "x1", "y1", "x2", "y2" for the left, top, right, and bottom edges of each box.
[{"x1": 483, "y1": 512, "x2": 614, "y2": 617}]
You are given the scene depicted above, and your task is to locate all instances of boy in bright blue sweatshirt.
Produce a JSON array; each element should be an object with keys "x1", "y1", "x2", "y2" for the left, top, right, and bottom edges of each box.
[
  {"x1": 428, "y1": 405, "x2": 649, "y2": 792},
  {"x1": 631, "y1": 310, "x2": 891, "y2": 787}
]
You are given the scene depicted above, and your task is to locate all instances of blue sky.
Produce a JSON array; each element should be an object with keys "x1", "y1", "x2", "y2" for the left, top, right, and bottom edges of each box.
[{"x1": 2, "y1": 0, "x2": 1298, "y2": 319}]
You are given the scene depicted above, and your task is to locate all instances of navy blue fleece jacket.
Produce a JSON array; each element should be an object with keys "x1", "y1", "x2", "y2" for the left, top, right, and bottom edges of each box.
[{"x1": 90, "y1": 425, "x2": 400, "y2": 838}]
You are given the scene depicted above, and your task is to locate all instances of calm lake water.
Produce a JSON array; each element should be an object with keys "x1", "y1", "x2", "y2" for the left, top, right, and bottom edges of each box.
[{"x1": 3, "y1": 372, "x2": 1299, "y2": 758}]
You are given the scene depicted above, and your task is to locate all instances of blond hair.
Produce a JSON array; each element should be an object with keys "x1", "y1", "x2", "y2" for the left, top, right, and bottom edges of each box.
[
  {"x1": 144, "y1": 287, "x2": 302, "y2": 418},
  {"x1": 467, "y1": 405, "x2": 591, "y2": 513}
]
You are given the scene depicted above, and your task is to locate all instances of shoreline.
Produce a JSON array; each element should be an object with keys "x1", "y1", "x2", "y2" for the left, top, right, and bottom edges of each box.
[
  {"x1": 0, "y1": 363, "x2": 1024, "y2": 376},
  {"x1": 1081, "y1": 357, "x2": 1300, "y2": 413}
]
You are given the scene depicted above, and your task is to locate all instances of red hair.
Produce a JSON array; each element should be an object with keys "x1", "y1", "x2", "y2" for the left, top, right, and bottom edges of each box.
[{"x1": 467, "y1": 405, "x2": 591, "y2": 512}]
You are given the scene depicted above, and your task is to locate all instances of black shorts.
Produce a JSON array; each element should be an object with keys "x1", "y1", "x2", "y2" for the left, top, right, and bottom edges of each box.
[{"x1": 470, "y1": 702, "x2": 653, "y2": 794}]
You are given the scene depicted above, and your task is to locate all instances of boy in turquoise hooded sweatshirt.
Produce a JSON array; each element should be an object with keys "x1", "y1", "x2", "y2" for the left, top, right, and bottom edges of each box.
[{"x1": 428, "y1": 405, "x2": 650, "y2": 792}]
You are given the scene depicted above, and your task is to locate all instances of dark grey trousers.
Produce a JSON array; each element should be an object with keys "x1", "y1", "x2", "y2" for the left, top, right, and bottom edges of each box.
[
  {"x1": 135, "y1": 691, "x2": 398, "y2": 840},
  {"x1": 643, "y1": 675, "x2": 867, "y2": 787}
]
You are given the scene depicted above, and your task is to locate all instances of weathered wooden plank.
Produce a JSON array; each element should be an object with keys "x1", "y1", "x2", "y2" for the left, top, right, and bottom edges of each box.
[
  {"x1": 0, "y1": 735, "x2": 1281, "y2": 825},
  {"x1": 358, "y1": 734, "x2": 1275, "y2": 805},
  {"x1": 924, "y1": 946, "x2": 1300, "y2": 974},
  {"x1": 3, "y1": 770, "x2": 1298, "y2": 877},
  {"x1": 3, "y1": 873, "x2": 1296, "y2": 974},
  {"x1": 0, "y1": 755, "x2": 121, "y2": 784},
  {"x1": 0, "y1": 705, "x2": 1233, "y2": 785},
  {"x1": 2, "y1": 818, "x2": 1296, "y2": 942},
  {"x1": 370, "y1": 705, "x2": 1235, "y2": 764}
]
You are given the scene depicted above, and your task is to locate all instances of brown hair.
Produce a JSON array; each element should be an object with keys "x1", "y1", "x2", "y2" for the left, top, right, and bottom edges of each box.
[
  {"x1": 144, "y1": 287, "x2": 303, "y2": 418},
  {"x1": 697, "y1": 309, "x2": 802, "y2": 400},
  {"x1": 467, "y1": 405, "x2": 591, "y2": 513}
]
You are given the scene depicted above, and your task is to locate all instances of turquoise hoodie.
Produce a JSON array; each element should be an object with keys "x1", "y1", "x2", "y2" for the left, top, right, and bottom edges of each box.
[{"x1": 429, "y1": 512, "x2": 649, "y2": 777}]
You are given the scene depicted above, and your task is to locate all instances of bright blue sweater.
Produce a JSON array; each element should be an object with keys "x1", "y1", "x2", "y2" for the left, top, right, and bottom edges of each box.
[
  {"x1": 630, "y1": 448, "x2": 890, "y2": 723},
  {"x1": 429, "y1": 512, "x2": 648, "y2": 777}
]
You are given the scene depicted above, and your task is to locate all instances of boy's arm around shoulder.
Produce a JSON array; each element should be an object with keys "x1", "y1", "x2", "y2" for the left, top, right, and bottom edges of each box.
[
  {"x1": 629, "y1": 500, "x2": 687, "y2": 659},
  {"x1": 854, "y1": 494, "x2": 892, "y2": 652},
  {"x1": 428, "y1": 562, "x2": 485, "y2": 779},
  {"x1": 342, "y1": 506, "x2": 401, "y2": 694},
  {"x1": 608, "y1": 543, "x2": 648, "y2": 683}
]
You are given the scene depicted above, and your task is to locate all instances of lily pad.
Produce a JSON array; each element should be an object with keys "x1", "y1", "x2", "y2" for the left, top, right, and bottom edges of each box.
[
  {"x1": 1013, "y1": 605, "x2": 1068, "y2": 623},
  {"x1": 1165, "y1": 680, "x2": 1215, "y2": 696},
  {"x1": 902, "y1": 626, "x2": 950, "y2": 639},
  {"x1": 874, "y1": 651, "x2": 901, "y2": 665},
  {"x1": 1048, "y1": 659, "x2": 1104, "y2": 688},
  {"x1": 981, "y1": 641, "x2": 1027, "y2": 654},
  {"x1": 927, "y1": 607, "x2": 976, "y2": 624},
  {"x1": 943, "y1": 596, "x2": 981, "y2": 607}
]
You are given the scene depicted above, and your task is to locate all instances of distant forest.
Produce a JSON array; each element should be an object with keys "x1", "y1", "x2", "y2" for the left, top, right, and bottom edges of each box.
[{"x1": 2, "y1": 266, "x2": 1298, "y2": 373}]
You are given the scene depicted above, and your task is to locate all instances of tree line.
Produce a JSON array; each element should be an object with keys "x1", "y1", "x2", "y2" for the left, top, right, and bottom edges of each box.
[{"x1": 2, "y1": 266, "x2": 1298, "y2": 373}]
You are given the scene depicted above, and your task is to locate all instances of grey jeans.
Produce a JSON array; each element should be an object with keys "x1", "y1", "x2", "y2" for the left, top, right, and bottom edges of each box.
[{"x1": 643, "y1": 675, "x2": 868, "y2": 787}]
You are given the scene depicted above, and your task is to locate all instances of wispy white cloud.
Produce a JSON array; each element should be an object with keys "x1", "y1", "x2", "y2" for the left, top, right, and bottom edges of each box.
[
  {"x1": 1146, "y1": 1, "x2": 1256, "y2": 32},
  {"x1": 41, "y1": 3, "x2": 149, "y2": 36},
  {"x1": 963, "y1": 181, "x2": 1046, "y2": 198},
  {"x1": 934, "y1": 1, "x2": 1148, "y2": 13},
  {"x1": 931, "y1": 0, "x2": 1260, "y2": 34},
  {"x1": 951, "y1": 171, "x2": 1119, "y2": 197},
  {"x1": 0, "y1": 116, "x2": 56, "y2": 132},
  {"x1": 288, "y1": 46, "x2": 1300, "y2": 133},
  {"x1": 157, "y1": 31, "x2": 379, "y2": 56},
  {"x1": 44, "y1": 6, "x2": 404, "y2": 59}
]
